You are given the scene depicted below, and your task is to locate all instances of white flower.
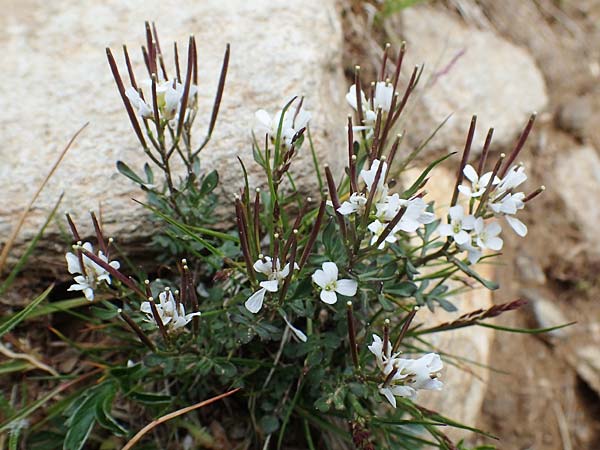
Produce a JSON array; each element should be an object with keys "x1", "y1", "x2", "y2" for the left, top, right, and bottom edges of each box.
[
  {"x1": 368, "y1": 219, "x2": 398, "y2": 249},
  {"x1": 437, "y1": 205, "x2": 476, "y2": 245},
  {"x1": 375, "y1": 195, "x2": 436, "y2": 232},
  {"x1": 401, "y1": 353, "x2": 443, "y2": 395},
  {"x1": 458, "y1": 164, "x2": 500, "y2": 198},
  {"x1": 245, "y1": 256, "x2": 299, "y2": 313},
  {"x1": 65, "y1": 242, "x2": 120, "y2": 301},
  {"x1": 282, "y1": 315, "x2": 307, "y2": 342},
  {"x1": 345, "y1": 84, "x2": 368, "y2": 113},
  {"x1": 360, "y1": 159, "x2": 388, "y2": 193},
  {"x1": 338, "y1": 193, "x2": 367, "y2": 216},
  {"x1": 368, "y1": 335, "x2": 443, "y2": 407},
  {"x1": 367, "y1": 334, "x2": 399, "y2": 375},
  {"x1": 497, "y1": 164, "x2": 527, "y2": 192},
  {"x1": 127, "y1": 80, "x2": 198, "y2": 122},
  {"x1": 489, "y1": 192, "x2": 527, "y2": 237},
  {"x1": 345, "y1": 85, "x2": 377, "y2": 131},
  {"x1": 141, "y1": 289, "x2": 200, "y2": 332},
  {"x1": 458, "y1": 241, "x2": 483, "y2": 265},
  {"x1": 311, "y1": 262, "x2": 358, "y2": 304},
  {"x1": 379, "y1": 384, "x2": 415, "y2": 408},
  {"x1": 373, "y1": 81, "x2": 394, "y2": 112},
  {"x1": 345, "y1": 82, "x2": 394, "y2": 132},
  {"x1": 398, "y1": 197, "x2": 436, "y2": 232},
  {"x1": 125, "y1": 87, "x2": 152, "y2": 119},
  {"x1": 375, "y1": 193, "x2": 403, "y2": 222},
  {"x1": 254, "y1": 103, "x2": 311, "y2": 148},
  {"x1": 473, "y1": 218, "x2": 503, "y2": 251}
]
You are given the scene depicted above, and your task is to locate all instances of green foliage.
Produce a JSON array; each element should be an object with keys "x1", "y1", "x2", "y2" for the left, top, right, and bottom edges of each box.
[{"x1": 0, "y1": 27, "x2": 550, "y2": 450}]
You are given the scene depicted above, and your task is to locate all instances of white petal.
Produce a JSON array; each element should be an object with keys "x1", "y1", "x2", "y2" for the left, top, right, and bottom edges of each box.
[
  {"x1": 454, "y1": 230, "x2": 470, "y2": 245},
  {"x1": 67, "y1": 283, "x2": 85, "y2": 292},
  {"x1": 84, "y1": 288, "x2": 94, "y2": 301},
  {"x1": 474, "y1": 217, "x2": 485, "y2": 234},
  {"x1": 260, "y1": 279, "x2": 279, "y2": 292},
  {"x1": 311, "y1": 269, "x2": 330, "y2": 288},
  {"x1": 338, "y1": 202, "x2": 357, "y2": 215},
  {"x1": 458, "y1": 185, "x2": 473, "y2": 197},
  {"x1": 462, "y1": 215, "x2": 476, "y2": 230},
  {"x1": 255, "y1": 109, "x2": 272, "y2": 128},
  {"x1": 390, "y1": 385, "x2": 416, "y2": 400},
  {"x1": 379, "y1": 387, "x2": 397, "y2": 408},
  {"x1": 320, "y1": 289, "x2": 338, "y2": 304},
  {"x1": 322, "y1": 262, "x2": 338, "y2": 281},
  {"x1": 253, "y1": 257, "x2": 273, "y2": 275},
  {"x1": 283, "y1": 315, "x2": 307, "y2": 342},
  {"x1": 506, "y1": 216, "x2": 528, "y2": 237},
  {"x1": 245, "y1": 288, "x2": 267, "y2": 313},
  {"x1": 437, "y1": 223, "x2": 453, "y2": 237},
  {"x1": 448, "y1": 205, "x2": 464, "y2": 220},
  {"x1": 463, "y1": 164, "x2": 478, "y2": 184},
  {"x1": 486, "y1": 236, "x2": 504, "y2": 251},
  {"x1": 65, "y1": 252, "x2": 81, "y2": 274},
  {"x1": 335, "y1": 279, "x2": 358, "y2": 297}
]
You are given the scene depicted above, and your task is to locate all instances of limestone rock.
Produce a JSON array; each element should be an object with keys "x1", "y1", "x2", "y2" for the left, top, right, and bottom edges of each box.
[
  {"x1": 520, "y1": 288, "x2": 569, "y2": 339},
  {"x1": 0, "y1": 0, "x2": 346, "y2": 256},
  {"x1": 554, "y1": 146, "x2": 600, "y2": 256},
  {"x1": 398, "y1": 5, "x2": 548, "y2": 154}
]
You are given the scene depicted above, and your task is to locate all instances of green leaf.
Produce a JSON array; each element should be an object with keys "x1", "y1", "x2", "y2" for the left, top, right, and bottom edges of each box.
[
  {"x1": 64, "y1": 382, "x2": 119, "y2": 450},
  {"x1": 403, "y1": 152, "x2": 455, "y2": 199},
  {"x1": 259, "y1": 414, "x2": 280, "y2": 434},
  {"x1": 0, "y1": 360, "x2": 32, "y2": 375},
  {"x1": 386, "y1": 281, "x2": 417, "y2": 297},
  {"x1": 200, "y1": 169, "x2": 219, "y2": 195},
  {"x1": 116, "y1": 161, "x2": 145, "y2": 185},
  {"x1": 143, "y1": 163, "x2": 154, "y2": 185},
  {"x1": 0, "y1": 285, "x2": 52, "y2": 339},
  {"x1": 447, "y1": 254, "x2": 499, "y2": 290},
  {"x1": 477, "y1": 321, "x2": 576, "y2": 334},
  {"x1": 128, "y1": 391, "x2": 173, "y2": 405}
]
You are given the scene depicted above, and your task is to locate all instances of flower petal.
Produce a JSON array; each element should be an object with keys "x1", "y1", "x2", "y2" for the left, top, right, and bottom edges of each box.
[
  {"x1": 311, "y1": 269, "x2": 330, "y2": 288},
  {"x1": 506, "y1": 215, "x2": 528, "y2": 237},
  {"x1": 320, "y1": 289, "x2": 338, "y2": 304},
  {"x1": 283, "y1": 315, "x2": 308, "y2": 342},
  {"x1": 335, "y1": 279, "x2": 358, "y2": 297},
  {"x1": 245, "y1": 288, "x2": 267, "y2": 313},
  {"x1": 322, "y1": 262, "x2": 338, "y2": 281},
  {"x1": 260, "y1": 279, "x2": 279, "y2": 292},
  {"x1": 379, "y1": 387, "x2": 397, "y2": 408},
  {"x1": 463, "y1": 164, "x2": 478, "y2": 183}
]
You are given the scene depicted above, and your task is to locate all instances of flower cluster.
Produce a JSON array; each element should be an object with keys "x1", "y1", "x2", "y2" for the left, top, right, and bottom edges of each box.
[
  {"x1": 254, "y1": 102, "x2": 311, "y2": 148},
  {"x1": 126, "y1": 78, "x2": 198, "y2": 124},
  {"x1": 338, "y1": 158, "x2": 436, "y2": 249},
  {"x1": 346, "y1": 81, "x2": 394, "y2": 135},
  {"x1": 140, "y1": 288, "x2": 201, "y2": 333},
  {"x1": 368, "y1": 334, "x2": 443, "y2": 407},
  {"x1": 65, "y1": 242, "x2": 120, "y2": 301},
  {"x1": 245, "y1": 255, "x2": 299, "y2": 313},
  {"x1": 439, "y1": 160, "x2": 536, "y2": 264}
]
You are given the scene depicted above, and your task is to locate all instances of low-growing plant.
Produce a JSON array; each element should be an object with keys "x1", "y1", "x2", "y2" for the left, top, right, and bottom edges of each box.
[{"x1": 1, "y1": 22, "x2": 557, "y2": 450}]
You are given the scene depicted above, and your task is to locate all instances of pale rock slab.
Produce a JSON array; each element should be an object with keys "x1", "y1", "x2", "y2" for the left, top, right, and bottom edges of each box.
[
  {"x1": 397, "y1": 5, "x2": 548, "y2": 154},
  {"x1": 0, "y1": 0, "x2": 346, "y2": 255},
  {"x1": 554, "y1": 146, "x2": 600, "y2": 256},
  {"x1": 402, "y1": 166, "x2": 494, "y2": 441}
]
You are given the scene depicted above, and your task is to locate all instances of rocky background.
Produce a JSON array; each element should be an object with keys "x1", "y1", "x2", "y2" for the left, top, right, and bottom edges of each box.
[{"x1": 2, "y1": 0, "x2": 600, "y2": 448}]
